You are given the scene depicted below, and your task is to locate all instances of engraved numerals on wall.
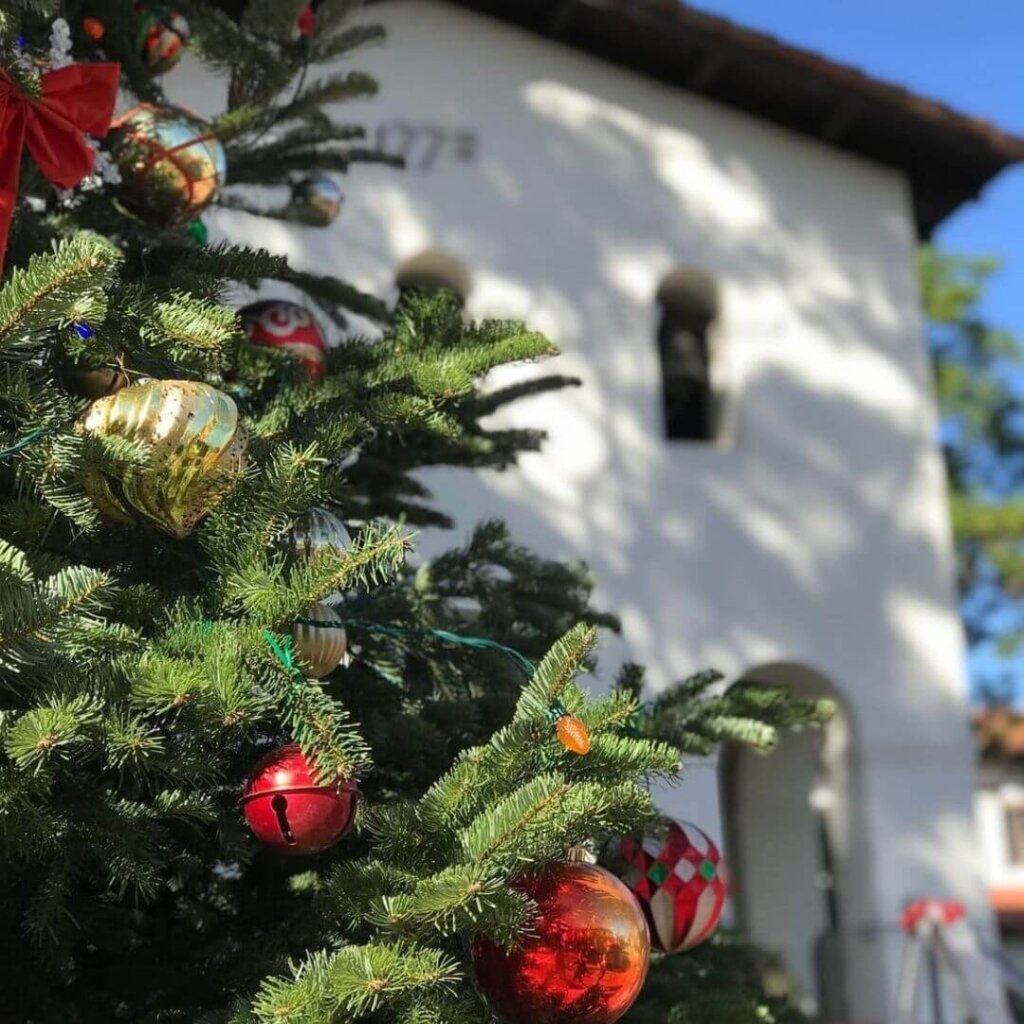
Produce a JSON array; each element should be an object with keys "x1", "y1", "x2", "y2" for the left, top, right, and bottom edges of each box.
[{"x1": 374, "y1": 122, "x2": 479, "y2": 172}]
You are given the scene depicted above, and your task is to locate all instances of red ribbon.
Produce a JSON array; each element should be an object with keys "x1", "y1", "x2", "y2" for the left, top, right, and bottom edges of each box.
[{"x1": 0, "y1": 62, "x2": 120, "y2": 269}]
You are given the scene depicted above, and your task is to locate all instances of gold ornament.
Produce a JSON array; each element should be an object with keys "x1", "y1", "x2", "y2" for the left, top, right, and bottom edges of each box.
[
  {"x1": 109, "y1": 104, "x2": 226, "y2": 226},
  {"x1": 292, "y1": 603, "x2": 347, "y2": 679},
  {"x1": 78, "y1": 380, "x2": 248, "y2": 538},
  {"x1": 288, "y1": 506, "x2": 351, "y2": 562}
]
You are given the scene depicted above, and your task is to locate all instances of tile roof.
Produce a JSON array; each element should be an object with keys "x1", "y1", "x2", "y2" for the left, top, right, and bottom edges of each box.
[{"x1": 975, "y1": 709, "x2": 1024, "y2": 761}]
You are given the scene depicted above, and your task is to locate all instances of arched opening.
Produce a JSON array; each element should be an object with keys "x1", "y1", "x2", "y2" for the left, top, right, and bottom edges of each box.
[
  {"x1": 655, "y1": 266, "x2": 721, "y2": 442},
  {"x1": 395, "y1": 249, "x2": 471, "y2": 305},
  {"x1": 719, "y1": 664, "x2": 883, "y2": 1023}
]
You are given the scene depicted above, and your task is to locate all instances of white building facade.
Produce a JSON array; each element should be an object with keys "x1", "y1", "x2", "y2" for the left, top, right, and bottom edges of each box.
[{"x1": 172, "y1": 2, "x2": 1024, "y2": 1018}]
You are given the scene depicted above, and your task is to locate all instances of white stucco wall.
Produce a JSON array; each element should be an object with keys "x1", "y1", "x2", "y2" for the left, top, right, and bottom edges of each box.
[{"x1": 166, "y1": 2, "x2": 997, "y2": 1017}]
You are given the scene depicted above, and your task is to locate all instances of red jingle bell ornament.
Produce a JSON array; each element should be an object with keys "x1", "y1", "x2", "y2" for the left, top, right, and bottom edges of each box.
[
  {"x1": 613, "y1": 819, "x2": 728, "y2": 954},
  {"x1": 240, "y1": 300, "x2": 328, "y2": 380},
  {"x1": 473, "y1": 851, "x2": 650, "y2": 1024},
  {"x1": 241, "y1": 744, "x2": 359, "y2": 854}
]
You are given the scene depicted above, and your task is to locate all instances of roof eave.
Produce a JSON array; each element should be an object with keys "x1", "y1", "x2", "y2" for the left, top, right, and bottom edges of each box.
[{"x1": 424, "y1": 0, "x2": 1024, "y2": 237}]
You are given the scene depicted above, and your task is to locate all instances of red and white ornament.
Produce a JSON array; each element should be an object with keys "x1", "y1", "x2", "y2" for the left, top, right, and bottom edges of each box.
[
  {"x1": 241, "y1": 744, "x2": 359, "y2": 854},
  {"x1": 240, "y1": 299, "x2": 328, "y2": 379},
  {"x1": 614, "y1": 819, "x2": 727, "y2": 954}
]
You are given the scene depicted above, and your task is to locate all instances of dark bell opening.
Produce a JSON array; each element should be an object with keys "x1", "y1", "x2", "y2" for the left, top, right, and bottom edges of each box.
[{"x1": 270, "y1": 793, "x2": 296, "y2": 845}]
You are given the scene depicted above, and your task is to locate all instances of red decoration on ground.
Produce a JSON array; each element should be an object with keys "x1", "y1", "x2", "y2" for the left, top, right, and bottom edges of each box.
[
  {"x1": 474, "y1": 857, "x2": 650, "y2": 1024},
  {"x1": 614, "y1": 819, "x2": 728, "y2": 954},
  {"x1": 240, "y1": 300, "x2": 328, "y2": 379},
  {"x1": 0, "y1": 63, "x2": 120, "y2": 268},
  {"x1": 241, "y1": 744, "x2": 359, "y2": 854},
  {"x1": 83, "y1": 17, "x2": 106, "y2": 40},
  {"x1": 901, "y1": 899, "x2": 966, "y2": 934}
]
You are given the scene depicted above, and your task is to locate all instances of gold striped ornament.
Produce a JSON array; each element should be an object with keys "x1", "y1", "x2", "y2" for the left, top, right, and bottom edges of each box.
[
  {"x1": 292, "y1": 603, "x2": 348, "y2": 679},
  {"x1": 78, "y1": 379, "x2": 248, "y2": 538},
  {"x1": 287, "y1": 506, "x2": 351, "y2": 562}
]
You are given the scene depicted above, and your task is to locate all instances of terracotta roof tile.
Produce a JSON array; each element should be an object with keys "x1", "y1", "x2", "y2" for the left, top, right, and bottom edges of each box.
[{"x1": 975, "y1": 709, "x2": 1024, "y2": 760}]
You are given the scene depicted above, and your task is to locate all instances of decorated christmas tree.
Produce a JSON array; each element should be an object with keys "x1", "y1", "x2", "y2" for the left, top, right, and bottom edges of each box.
[{"x1": 0, "y1": 3, "x2": 830, "y2": 1021}]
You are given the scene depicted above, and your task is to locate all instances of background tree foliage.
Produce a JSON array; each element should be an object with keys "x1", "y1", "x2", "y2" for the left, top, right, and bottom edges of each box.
[{"x1": 923, "y1": 247, "x2": 1024, "y2": 697}]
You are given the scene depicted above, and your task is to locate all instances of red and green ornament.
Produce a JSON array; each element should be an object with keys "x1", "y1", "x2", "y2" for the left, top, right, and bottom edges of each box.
[
  {"x1": 138, "y1": 4, "x2": 191, "y2": 74},
  {"x1": 612, "y1": 819, "x2": 728, "y2": 954}
]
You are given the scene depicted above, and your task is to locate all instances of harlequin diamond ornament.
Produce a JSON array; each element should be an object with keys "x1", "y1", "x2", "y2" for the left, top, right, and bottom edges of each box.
[
  {"x1": 290, "y1": 174, "x2": 344, "y2": 227},
  {"x1": 77, "y1": 380, "x2": 248, "y2": 538},
  {"x1": 138, "y1": 4, "x2": 191, "y2": 74},
  {"x1": 109, "y1": 104, "x2": 226, "y2": 226},
  {"x1": 292, "y1": 602, "x2": 347, "y2": 679},
  {"x1": 241, "y1": 744, "x2": 359, "y2": 854},
  {"x1": 613, "y1": 819, "x2": 727, "y2": 954},
  {"x1": 473, "y1": 853, "x2": 650, "y2": 1024},
  {"x1": 240, "y1": 299, "x2": 328, "y2": 379}
]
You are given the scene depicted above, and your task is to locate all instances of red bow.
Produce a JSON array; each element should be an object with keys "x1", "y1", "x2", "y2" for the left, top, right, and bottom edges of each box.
[{"x1": 0, "y1": 62, "x2": 121, "y2": 269}]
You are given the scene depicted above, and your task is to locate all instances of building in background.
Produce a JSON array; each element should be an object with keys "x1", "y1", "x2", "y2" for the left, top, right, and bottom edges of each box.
[
  {"x1": 976, "y1": 710, "x2": 1024, "y2": 971},
  {"x1": 172, "y1": 1, "x2": 1024, "y2": 1018}
]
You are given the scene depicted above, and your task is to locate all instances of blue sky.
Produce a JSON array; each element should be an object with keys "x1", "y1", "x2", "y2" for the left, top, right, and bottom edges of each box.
[{"x1": 694, "y1": 0, "x2": 1024, "y2": 337}]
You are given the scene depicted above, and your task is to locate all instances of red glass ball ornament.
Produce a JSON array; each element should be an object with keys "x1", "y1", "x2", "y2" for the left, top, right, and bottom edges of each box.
[
  {"x1": 240, "y1": 300, "x2": 328, "y2": 379},
  {"x1": 613, "y1": 819, "x2": 728, "y2": 954},
  {"x1": 296, "y1": 5, "x2": 316, "y2": 37},
  {"x1": 474, "y1": 858, "x2": 650, "y2": 1024},
  {"x1": 241, "y1": 744, "x2": 358, "y2": 855}
]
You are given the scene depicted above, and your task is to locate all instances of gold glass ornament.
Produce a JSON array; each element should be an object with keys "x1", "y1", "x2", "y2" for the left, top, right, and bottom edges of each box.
[
  {"x1": 288, "y1": 506, "x2": 351, "y2": 562},
  {"x1": 78, "y1": 380, "x2": 248, "y2": 538},
  {"x1": 292, "y1": 603, "x2": 347, "y2": 679},
  {"x1": 109, "y1": 104, "x2": 226, "y2": 226}
]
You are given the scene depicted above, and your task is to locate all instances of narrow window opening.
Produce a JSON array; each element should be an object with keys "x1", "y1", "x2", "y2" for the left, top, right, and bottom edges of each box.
[
  {"x1": 656, "y1": 267, "x2": 720, "y2": 442},
  {"x1": 1006, "y1": 803, "x2": 1024, "y2": 864}
]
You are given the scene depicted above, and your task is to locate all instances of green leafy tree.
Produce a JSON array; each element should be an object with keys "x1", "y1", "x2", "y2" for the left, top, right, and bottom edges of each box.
[
  {"x1": 922, "y1": 248, "x2": 1024, "y2": 696},
  {"x1": 0, "y1": 2, "x2": 827, "y2": 1020}
]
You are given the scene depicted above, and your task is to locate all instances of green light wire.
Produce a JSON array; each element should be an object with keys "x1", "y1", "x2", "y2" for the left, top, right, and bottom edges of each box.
[
  {"x1": 0, "y1": 426, "x2": 51, "y2": 463},
  {"x1": 293, "y1": 615, "x2": 536, "y2": 680}
]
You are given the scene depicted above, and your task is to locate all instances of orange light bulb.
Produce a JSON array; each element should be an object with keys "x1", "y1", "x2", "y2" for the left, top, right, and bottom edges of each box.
[
  {"x1": 83, "y1": 17, "x2": 106, "y2": 40},
  {"x1": 555, "y1": 714, "x2": 591, "y2": 755}
]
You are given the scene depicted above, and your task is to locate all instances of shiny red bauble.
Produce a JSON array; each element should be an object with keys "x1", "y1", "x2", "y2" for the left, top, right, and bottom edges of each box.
[
  {"x1": 613, "y1": 819, "x2": 728, "y2": 954},
  {"x1": 473, "y1": 859, "x2": 650, "y2": 1024},
  {"x1": 240, "y1": 300, "x2": 328, "y2": 379},
  {"x1": 241, "y1": 744, "x2": 358, "y2": 854}
]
